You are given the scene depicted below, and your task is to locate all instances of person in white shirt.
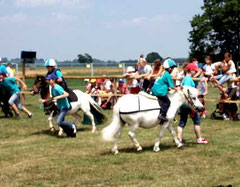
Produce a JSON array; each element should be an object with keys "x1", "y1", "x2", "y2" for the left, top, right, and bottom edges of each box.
[
  {"x1": 124, "y1": 66, "x2": 140, "y2": 94},
  {"x1": 6, "y1": 63, "x2": 14, "y2": 77},
  {"x1": 203, "y1": 56, "x2": 215, "y2": 79},
  {"x1": 135, "y1": 59, "x2": 152, "y2": 92}
]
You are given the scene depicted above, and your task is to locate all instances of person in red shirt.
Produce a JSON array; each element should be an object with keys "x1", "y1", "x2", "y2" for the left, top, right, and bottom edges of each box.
[{"x1": 117, "y1": 79, "x2": 129, "y2": 94}]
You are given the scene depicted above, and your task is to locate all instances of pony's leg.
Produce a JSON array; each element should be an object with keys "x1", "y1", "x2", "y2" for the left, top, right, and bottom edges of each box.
[
  {"x1": 49, "y1": 112, "x2": 64, "y2": 136},
  {"x1": 153, "y1": 122, "x2": 169, "y2": 152},
  {"x1": 48, "y1": 111, "x2": 56, "y2": 134},
  {"x1": 85, "y1": 111, "x2": 97, "y2": 133},
  {"x1": 72, "y1": 113, "x2": 81, "y2": 126},
  {"x1": 167, "y1": 123, "x2": 183, "y2": 148},
  {"x1": 111, "y1": 125, "x2": 124, "y2": 155},
  {"x1": 128, "y1": 125, "x2": 142, "y2": 151}
]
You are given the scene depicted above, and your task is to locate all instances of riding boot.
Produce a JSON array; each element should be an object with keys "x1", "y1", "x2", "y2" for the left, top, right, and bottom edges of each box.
[{"x1": 158, "y1": 111, "x2": 168, "y2": 122}]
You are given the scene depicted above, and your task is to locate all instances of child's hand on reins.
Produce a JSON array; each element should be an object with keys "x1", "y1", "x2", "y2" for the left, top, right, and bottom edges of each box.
[{"x1": 38, "y1": 99, "x2": 45, "y2": 103}]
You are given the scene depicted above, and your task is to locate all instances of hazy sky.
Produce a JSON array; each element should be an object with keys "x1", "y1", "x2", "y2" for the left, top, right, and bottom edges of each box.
[{"x1": 0, "y1": 0, "x2": 203, "y2": 61}]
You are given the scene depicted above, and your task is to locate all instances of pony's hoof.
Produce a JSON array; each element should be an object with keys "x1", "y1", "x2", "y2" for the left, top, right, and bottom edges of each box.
[
  {"x1": 137, "y1": 146, "x2": 143, "y2": 152},
  {"x1": 153, "y1": 146, "x2": 160, "y2": 152},
  {"x1": 50, "y1": 127, "x2": 56, "y2": 134},
  {"x1": 58, "y1": 132, "x2": 64, "y2": 137},
  {"x1": 178, "y1": 143, "x2": 184, "y2": 149},
  {"x1": 112, "y1": 149, "x2": 119, "y2": 155},
  {"x1": 91, "y1": 129, "x2": 97, "y2": 133}
]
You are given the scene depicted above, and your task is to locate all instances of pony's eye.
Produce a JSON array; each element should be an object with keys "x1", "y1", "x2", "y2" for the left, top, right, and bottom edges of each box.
[{"x1": 192, "y1": 97, "x2": 196, "y2": 100}]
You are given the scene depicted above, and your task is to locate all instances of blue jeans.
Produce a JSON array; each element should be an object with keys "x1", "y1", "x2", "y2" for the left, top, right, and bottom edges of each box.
[
  {"x1": 57, "y1": 108, "x2": 74, "y2": 136},
  {"x1": 218, "y1": 74, "x2": 232, "y2": 85},
  {"x1": 178, "y1": 106, "x2": 201, "y2": 128}
]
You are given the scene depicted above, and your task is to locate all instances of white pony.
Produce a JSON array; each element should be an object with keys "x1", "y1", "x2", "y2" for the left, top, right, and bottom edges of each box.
[
  {"x1": 102, "y1": 86, "x2": 203, "y2": 154},
  {"x1": 31, "y1": 76, "x2": 105, "y2": 135}
]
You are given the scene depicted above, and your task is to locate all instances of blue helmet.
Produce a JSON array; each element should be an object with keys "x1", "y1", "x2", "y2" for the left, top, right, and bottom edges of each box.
[
  {"x1": 0, "y1": 71, "x2": 6, "y2": 75},
  {"x1": 46, "y1": 74, "x2": 58, "y2": 80}
]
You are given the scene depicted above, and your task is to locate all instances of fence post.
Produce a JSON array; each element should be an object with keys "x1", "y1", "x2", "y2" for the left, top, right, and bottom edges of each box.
[
  {"x1": 91, "y1": 63, "x2": 94, "y2": 76},
  {"x1": 122, "y1": 63, "x2": 126, "y2": 74},
  {"x1": 237, "y1": 61, "x2": 240, "y2": 76},
  {"x1": 16, "y1": 63, "x2": 19, "y2": 86}
]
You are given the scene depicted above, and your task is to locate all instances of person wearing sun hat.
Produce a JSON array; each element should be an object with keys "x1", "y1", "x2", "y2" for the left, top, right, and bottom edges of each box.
[
  {"x1": 0, "y1": 70, "x2": 33, "y2": 118},
  {"x1": 39, "y1": 74, "x2": 77, "y2": 137}
]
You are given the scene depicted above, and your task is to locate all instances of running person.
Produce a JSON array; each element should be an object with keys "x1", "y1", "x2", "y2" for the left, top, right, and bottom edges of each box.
[
  {"x1": 0, "y1": 71, "x2": 33, "y2": 118},
  {"x1": 39, "y1": 74, "x2": 77, "y2": 137}
]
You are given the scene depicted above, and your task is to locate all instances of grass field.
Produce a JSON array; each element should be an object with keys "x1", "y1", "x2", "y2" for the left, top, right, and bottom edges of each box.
[{"x1": 0, "y1": 74, "x2": 240, "y2": 186}]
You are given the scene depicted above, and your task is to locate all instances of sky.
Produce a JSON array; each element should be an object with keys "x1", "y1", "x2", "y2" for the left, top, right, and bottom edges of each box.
[{"x1": 0, "y1": 0, "x2": 204, "y2": 61}]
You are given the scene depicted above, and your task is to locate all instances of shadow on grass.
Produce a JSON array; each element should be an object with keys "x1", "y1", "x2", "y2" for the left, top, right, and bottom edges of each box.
[
  {"x1": 30, "y1": 127, "x2": 89, "y2": 137},
  {"x1": 100, "y1": 143, "x2": 185, "y2": 156}
]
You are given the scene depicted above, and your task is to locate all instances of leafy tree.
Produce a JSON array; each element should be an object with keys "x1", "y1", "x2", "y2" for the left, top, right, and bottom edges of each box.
[
  {"x1": 77, "y1": 53, "x2": 93, "y2": 63},
  {"x1": 189, "y1": 0, "x2": 240, "y2": 62},
  {"x1": 146, "y1": 52, "x2": 163, "y2": 64}
]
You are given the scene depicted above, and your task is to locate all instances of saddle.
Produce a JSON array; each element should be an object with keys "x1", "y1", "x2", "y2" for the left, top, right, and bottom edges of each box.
[
  {"x1": 138, "y1": 91, "x2": 158, "y2": 100},
  {"x1": 67, "y1": 89, "x2": 78, "y2": 102}
]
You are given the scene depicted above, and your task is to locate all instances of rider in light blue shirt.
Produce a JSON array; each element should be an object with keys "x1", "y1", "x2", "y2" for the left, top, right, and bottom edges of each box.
[{"x1": 152, "y1": 59, "x2": 177, "y2": 122}]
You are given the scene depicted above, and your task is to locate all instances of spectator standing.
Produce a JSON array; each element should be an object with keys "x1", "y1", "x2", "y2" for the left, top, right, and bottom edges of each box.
[
  {"x1": 135, "y1": 59, "x2": 152, "y2": 92},
  {"x1": 177, "y1": 63, "x2": 209, "y2": 144},
  {"x1": 124, "y1": 66, "x2": 140, "y2": 94},
  {"x1": 6, "y1": 63, "x2": 14, "y2": 77}
]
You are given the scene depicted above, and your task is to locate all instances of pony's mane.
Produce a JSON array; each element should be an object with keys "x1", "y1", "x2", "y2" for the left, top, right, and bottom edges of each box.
[{"x1": 34, "y1": 75, "x2": 47, "y2": 85}]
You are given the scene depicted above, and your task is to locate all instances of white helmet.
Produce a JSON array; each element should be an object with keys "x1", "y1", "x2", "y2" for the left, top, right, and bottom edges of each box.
[
  {"x1": 44, "y1": 58, "x2": 57, "y2": 67},
  {"x1": 163, "y1": 59, "x2": 177, "y2": 69}
]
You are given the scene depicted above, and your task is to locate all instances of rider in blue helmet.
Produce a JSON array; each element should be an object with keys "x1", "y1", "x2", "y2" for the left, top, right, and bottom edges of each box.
[{"x1": 151, "y1": 59, "x2": 178, "y2": 123}]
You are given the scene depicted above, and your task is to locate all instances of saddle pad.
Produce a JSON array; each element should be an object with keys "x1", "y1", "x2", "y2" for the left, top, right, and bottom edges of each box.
[
  {"x1": 68, "y1": 89, "x2": 78, "y2": 102},
  {"x1": 119, "y1": 94, "x2": 160, "y2": 113}
]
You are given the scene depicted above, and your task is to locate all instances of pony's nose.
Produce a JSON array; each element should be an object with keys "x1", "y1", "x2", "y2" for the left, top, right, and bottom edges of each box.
[{"x1": 196, "y1": 106, "x2": 203, "y2": 112}]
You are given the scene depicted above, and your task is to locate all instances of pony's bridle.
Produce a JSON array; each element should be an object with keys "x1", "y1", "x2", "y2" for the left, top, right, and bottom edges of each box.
[{"x1": 182, "y1": 89, "x2": 194, "y2": 108}]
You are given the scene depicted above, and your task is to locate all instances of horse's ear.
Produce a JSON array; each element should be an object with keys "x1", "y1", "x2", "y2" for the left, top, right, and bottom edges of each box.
[{"x1": 187, "y1": 88, "x2": 191, "y2": 95}]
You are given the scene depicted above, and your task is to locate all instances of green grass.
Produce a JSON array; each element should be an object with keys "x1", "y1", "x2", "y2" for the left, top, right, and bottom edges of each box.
[{"x1": 0, "y1": 79, "x2": 240, "y2": 186}]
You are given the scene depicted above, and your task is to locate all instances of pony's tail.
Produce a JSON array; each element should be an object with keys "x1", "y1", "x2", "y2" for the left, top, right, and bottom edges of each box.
[
  {"x1": 86, "y1": 94, "x2": 106, "y2": 124},
  {"x1": 102, "y1": 102, "x2": 123, "y2": 142},
  {"x1": 89, "y1": 103, "x2": 106, "y2": 124}
]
